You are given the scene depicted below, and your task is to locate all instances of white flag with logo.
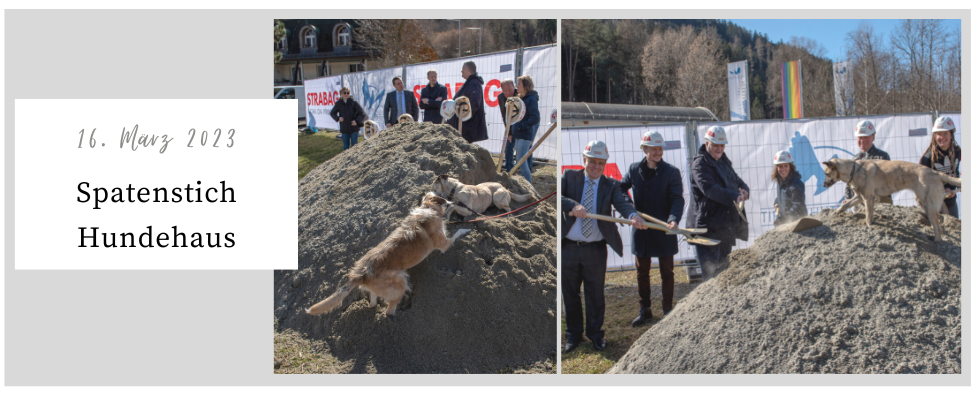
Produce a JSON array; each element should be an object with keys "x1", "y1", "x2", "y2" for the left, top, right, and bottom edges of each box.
[
  {"x1": 727, "y1": 60, "x2": 750, "y2": 121},
  {"x1": 833, "y1": 62, "x2": 854, "y2": 116}
]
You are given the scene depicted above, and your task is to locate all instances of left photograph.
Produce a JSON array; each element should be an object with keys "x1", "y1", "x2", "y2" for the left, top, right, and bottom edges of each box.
[{"x1": 275, "y1": 19, "x2": 559, "y2": 374}]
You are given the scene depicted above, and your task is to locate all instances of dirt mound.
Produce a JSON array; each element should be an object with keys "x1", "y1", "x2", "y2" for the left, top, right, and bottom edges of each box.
[
  {"x1": 609, "y1": 204, "x2": 961, "y2": 374},
  {"x1": 278, "y1": 122, "x2": 557, "y2": 373}
]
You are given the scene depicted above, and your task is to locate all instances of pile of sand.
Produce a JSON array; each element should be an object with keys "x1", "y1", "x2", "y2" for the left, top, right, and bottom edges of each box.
[
  {"x1": 278, "y1": 122, "x2": 557, "y2": 373},
  {"x1": 609, "y1": 204, "x2": 961, "y2": 374}
]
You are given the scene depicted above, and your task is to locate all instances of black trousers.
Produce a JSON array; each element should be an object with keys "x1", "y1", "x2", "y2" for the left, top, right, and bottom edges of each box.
[
  {"x1": 561, "y1": 239, "x2": 608, "y2": 343},
  {"x1": 636, "y1": 255, "x2": 674, "y2": 312}
]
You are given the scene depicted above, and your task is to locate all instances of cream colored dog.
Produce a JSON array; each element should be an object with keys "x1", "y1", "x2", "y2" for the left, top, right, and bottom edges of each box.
[
  {"x1": 305, "y1": 192, "x2": 470, "y2": 319},
  {"x1": 822, "y1": 158, "x2": 961, "y2": 241},
  {"x1": 431, "y1": 174, "x2": 533, "y2": 217}
]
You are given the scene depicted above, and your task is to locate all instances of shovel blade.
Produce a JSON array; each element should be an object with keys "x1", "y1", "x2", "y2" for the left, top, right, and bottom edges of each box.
[
  {"x1": 685, "y1": 235, "x2": 721, "y2": 246},
  {"x1": 789, "y1": 217, "x2": 823, "y2": 233}
]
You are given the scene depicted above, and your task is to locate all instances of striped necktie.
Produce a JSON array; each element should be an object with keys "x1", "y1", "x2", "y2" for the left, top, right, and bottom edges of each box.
[
  {"x1": 397, "y1": 92, "x2": 404, "y2": 117},
  {"x1": 582, "y1": 179, "x2": 595, "y2": 237}
]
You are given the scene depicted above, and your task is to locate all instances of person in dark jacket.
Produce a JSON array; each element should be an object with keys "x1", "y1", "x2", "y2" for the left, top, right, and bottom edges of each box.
[
  {"x1": 328, "y1": 87, "x2": 365, "y2": 150},
  {"x1": 419, "y1": 69, "x2": 448, "y2": 123},
  {"x1": 844, "y1": 120, "x2": 891, "y2": 204},
  {"x1": 448, "y1": 61, "x2": 488, "y2": 143},
  {"x1": 383, "y1": 76, "x2": 419, "y2": 127},
  {"x1": 771, "y1": 150, "x2": 807, "y2": 225},
  {"x1": 497, "y1": 78, "x2": 518, "y2": 172},
  {"x1": 512, "y1": 75, "x2": 540, "y2": 183},
  {"x1": 620, "y1": 131, "x2": 685, "y2": 325},
  {"x1": 688, "y1": 125, "x2": 749, "y2": 281},
  {"x1": 920, "y1": 116, "x2": 961, "y2": 218}
]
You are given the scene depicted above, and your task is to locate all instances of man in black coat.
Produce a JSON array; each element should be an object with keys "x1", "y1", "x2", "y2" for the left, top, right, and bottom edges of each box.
[
  {"x1": 383, "y1": 76, "x2": 419, "y2": 127},
  {"x1": 419, "y1": 69, "x2": 448, "y2": 123},
  {"x1": 562, "y1": 140, "x2": 646, "y2": 353},
  {"x1": 620, "y1": 131, "x2": 685, "y2": 324},
  {"x1": 688, "y1": 125, "x2": 749, "y2": 281},
  {"x1": 447, "y1": 61, "x2": 488, "y2": 143}
]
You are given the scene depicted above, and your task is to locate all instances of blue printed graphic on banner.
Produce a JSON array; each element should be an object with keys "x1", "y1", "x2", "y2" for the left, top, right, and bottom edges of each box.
[
  {"x1": 361, "y1": 79, "x2": 385, "y2": 114},
  {"x1": 789, "y1": 131, "x2": 855, "y2": 196},
  {"x1": 729, "y1": 66, "x2": 741, "y2": 75}
]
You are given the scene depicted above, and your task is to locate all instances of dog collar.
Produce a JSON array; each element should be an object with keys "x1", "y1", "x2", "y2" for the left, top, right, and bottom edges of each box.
[
  {"x1": 847, "y1": 162, "x2": 858, "y2": 185},
  {"x1": 448, "y1": 187, "x2": 456, "y2": 200}
]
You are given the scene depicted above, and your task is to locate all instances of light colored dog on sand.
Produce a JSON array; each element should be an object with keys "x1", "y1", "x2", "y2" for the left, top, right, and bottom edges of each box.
[
  {"x1": 431, "y1": 174, "x2": 533, "y2": 217},
  {"x1": 822, "y1": 158, "x2": 961, "y2": 242},
  {"x1": 305, "y1": 192, "x2": 470, "y2": 319}
]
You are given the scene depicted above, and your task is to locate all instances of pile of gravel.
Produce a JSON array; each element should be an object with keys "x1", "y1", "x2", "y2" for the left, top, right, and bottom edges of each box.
[
  {"x1": 609, "y1": 203, "x2": 961, "y2": 374},
  {"x1": 278, "y1": 122, "x2": 557, "y2": 373}
]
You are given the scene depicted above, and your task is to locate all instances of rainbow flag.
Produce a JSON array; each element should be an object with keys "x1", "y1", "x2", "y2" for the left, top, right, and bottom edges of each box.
[{"x1": 781, "y1": 60, "x2": 804, "y2": 119}]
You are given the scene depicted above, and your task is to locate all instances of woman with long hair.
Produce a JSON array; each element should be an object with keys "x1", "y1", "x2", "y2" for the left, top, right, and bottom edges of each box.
[
  {"x1": 771, "y1": 150, "x2": 807, "y2": 226},
  {"x1": 511, "y1": 75, "x2": 540, "y2": 184},
  {"x1": 329, "y1": 87, "x2": 365, "y2": 150},
  {"x1": 920, "y1": 116, "x2": 961, "y2": 218}
]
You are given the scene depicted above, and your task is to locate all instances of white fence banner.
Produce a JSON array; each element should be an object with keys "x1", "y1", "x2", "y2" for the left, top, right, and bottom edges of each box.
[
  {"x1": 403, "y1": 51, "x2": 518, "y2": 156},
  {"x1": 695, "y1": 112, "x2": 936, "y2": 252},
  {"x1": 727, "y1": 60, "x2": 750, "y2": 122},
  {"x1": 342, "y1": 66, "x2": 403, "y2": 131},
  {"x1": 833, "y1": 62, "x2": 855, "y2": 116},
  {"x1": 561, "y1": 124, "x2": 692, "y2": 269},
  {"x1": 303, "y1": 75, "x2": 343, "y2": 131},
  {"x1": 520, "y1": 45, "x2": 560, "y2": 160}
]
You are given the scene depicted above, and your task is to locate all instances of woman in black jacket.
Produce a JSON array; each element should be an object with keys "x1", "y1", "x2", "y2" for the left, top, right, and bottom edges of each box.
[
  {"x1": 920, "y1": 116, "x2": 961, "y2": 218},
  {"x1": 512, "y1": 75, "x2": 540, "y2": 183},
  {"x1": 771, "y1": 150, "x2": 807, "y2": 225},
  {"x1": 329, "y1": 87, "x2": 365, "y2": 150},
  {"x1": 620, "y1": 130, "x2": 684, "y2": 324}
]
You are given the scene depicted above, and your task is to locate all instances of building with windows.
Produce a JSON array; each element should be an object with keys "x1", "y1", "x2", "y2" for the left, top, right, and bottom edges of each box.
[{"x1": 274, "y1": 19, "x2": 382, "y2": 86}]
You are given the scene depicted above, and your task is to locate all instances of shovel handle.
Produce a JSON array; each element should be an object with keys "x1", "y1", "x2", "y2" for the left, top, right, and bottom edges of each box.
[
  {"x1": 509, "y1": 122, "x2": 558, "y2": 176},
  {"x1": 584, "y1": 213, "x2": 672, "y2": 233}
]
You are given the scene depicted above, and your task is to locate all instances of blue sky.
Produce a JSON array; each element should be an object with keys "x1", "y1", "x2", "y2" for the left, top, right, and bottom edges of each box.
[{"x1": 727, "y1": 19, "x2": 962, "y2": 61}]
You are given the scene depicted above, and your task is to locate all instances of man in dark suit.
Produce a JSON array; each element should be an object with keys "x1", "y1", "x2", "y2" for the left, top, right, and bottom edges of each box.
[
  {"x1": 383, "y1": 76, "x2": 419, "y2": 127},
  {"x1": 561, "y1": 140, "x2": 646, "y2": 353}
]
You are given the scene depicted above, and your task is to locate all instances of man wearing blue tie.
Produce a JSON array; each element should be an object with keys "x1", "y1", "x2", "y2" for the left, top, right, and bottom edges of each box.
[
  {"x1": 561, "y1": 140, "x2": 646, "y2": 353},
  {"x1": 383, "y1": 76, "x2": 419, "y2": 127}
]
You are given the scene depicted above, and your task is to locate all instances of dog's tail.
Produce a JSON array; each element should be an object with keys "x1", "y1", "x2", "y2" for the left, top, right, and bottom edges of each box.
[
  {"x1": 305, "y1": 277, "x2": 363, "y2": 315},
  {"x1": 510, "y1": 191, "x2": 533, "y2": 202},
  {"x1": 938, "y1": 172, "x2": 962, "y2": 188}
]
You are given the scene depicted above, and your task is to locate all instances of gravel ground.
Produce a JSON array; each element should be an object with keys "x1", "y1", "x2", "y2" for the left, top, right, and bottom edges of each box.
[
  {"x1": 609, "y1": 204, "x2": 961, "y2": 374},
  {"x1": 278, "y1": 122, "x2": 557, "y2": 373}
]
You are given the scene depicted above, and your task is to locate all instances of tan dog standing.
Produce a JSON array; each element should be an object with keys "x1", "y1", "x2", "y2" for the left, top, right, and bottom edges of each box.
[
  {"x1": 305, "y1": 192, "x2": 470, "y2": 319},
  {"x1": 431, "y1": 174, "x2": 533, "y2": 217},
  {"x1": 822, "y1": 158, "x2": 961, "y2": 241}
]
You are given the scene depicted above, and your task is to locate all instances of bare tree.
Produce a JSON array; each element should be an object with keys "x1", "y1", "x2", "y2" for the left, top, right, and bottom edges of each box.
[
  {"x1": 354, "y1": 19, "x2": 439, "y2": 68},
  {"x1": 641, "y1": 25, "x2": 696, "y2": 106},
  {"x1": 274, "y1": 20, "x2": 286, "y2": 63},
  {"x1": 676, "y1": 27, "x2": 729, "y2": 119}
]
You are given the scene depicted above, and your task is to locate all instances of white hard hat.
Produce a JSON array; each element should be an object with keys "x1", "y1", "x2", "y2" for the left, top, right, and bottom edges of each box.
[
  {"x1": 854, "y1": 120, "x2": 876, "y2": 137},
  {"x1": 583, "y1": 140, "x2": 610, "y2": 160},
  {"x1": 398, "y1": 113, "x2": 414, "y2": 124},
  {"x1": 363, "y1": 120, "x2": 379, "y2": 139},
  {"x1": 932, "y1": 116, "x2": 955, "y2": 133},
  {"x1": 640, "y1": 131, "x2": 665, "y2": 148},
  {"x1": 549, "y1": 107, "x2": 558, "y2": 125},
  {"x1": 773, "y1": 150, "x2": 793, "y2": 165},
  {"x1": 505, "y1": 96, "x2": 526, "y2": 124},
  {"x1": 704, "y1": 125, "x2": 728, "y2": 145},
  {"x1": 454, "y1": 96, "x2": 473, "y2": 122},
  {"x1": 440, "y1": 99, "x2": 456, "y2": 119}
]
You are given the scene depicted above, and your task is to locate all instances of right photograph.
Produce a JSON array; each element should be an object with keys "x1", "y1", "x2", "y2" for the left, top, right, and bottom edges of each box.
[{"x1": 559, "y1": 19, "x2": 962, "y2": 374}]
